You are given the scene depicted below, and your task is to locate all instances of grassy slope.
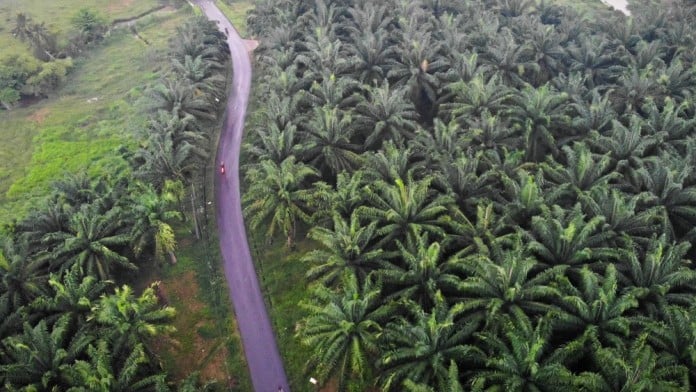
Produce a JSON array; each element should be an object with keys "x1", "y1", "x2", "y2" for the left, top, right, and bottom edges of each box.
[
  {"x1": 0, "y1": 0, "x2": 161, "y2": 61},
  {"x1": 0, "y1": 5, "x2": 170, "y2": 223},
  {"x1": 215, "y1": 0, "x2": 254, "y2": 36}
]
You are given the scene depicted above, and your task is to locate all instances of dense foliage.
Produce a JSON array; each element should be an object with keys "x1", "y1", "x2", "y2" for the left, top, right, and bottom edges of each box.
[
  {"x1": 243, "y1": 0, "x2": 696, "y2": 390},
  {"x1": 0, "y1": 16, "x2": 230, "y2": 391}
]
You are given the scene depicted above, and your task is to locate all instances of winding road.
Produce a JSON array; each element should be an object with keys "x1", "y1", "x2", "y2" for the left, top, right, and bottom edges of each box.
[{"x1": 193, "y1": 1, "x2": 290, "y2": 391}]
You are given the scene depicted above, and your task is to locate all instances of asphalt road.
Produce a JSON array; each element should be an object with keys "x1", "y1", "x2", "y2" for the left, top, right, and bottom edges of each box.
[{"x1": 193, "y1": 1, "x2": 291, "y2": 391}]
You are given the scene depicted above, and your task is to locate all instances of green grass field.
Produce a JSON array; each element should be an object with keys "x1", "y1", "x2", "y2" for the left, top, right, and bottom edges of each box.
[
  {"x1": 0, "y1": 0, "x2": 161, "y2": 60},
  {"x1": 0, "y1": 6, "x2": 180, "y2": 223},
  {"x1": 216, "y1": 0, "x2": 253, "y2": 36}
]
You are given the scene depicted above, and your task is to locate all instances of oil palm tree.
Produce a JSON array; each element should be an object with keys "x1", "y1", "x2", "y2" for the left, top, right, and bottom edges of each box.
[
  {"x1": 639, "y1": 160, "x2": 696, "y2": 242},
  {"x1": 642, "y1": 98, "x2": 696, "y2": 152},
  {"x1": 645, "y1": 305, "x2": 696, "y2": 387},
  {"x1": 353, "y1": 81, "x2": 419, "y2": 150},
  {"x1": 616, "y1": 236, "x2": 696, "y2": 316},
  {"x1": 304, "y1": 211, "x2": 386, "y2": 287},
  {"x1": 378, "y1": 295, "x2": 483, "y2": 391},
  {"x1": 30, "y1": 265, "x2": 108, "y2": 326},
  {"x1": 0, "y1": 315, "x2": 92, "y2": 390},
  {"x1": 142, "y1": 111, "x2": 209, "y2": 161},
  {"x1": 170, "y1": 54, "x2": 226, "y2": 102},
  {"x1": 553, "y1": 265, "x2": 638, "y2": 348},
  {"x1": 506, "y1": 83, "x2": 571, "y2": 162},
  {"x1": 44, "y1": 204, "x2": 134, "y2": 280},
  {"x1": 298, "y1": 274, "x2": 388, "y2": 392},
  {"x1": 527, "y1": 205, "x2": 615, "y2": 271},
  {"x1": 149, "y1": 78, "x2": 215, "y2": 123},
  {"x1": 587, "y1": 119, "x2": 659, "y2": 190},
  {"x1": 475, "y1": 311, "x2": 578, "y2": 391},
  {"x1": 16, "y1": 197, "x2": 71, "y2": 248},
  {"x1": 439, "y1": 75, "x2": 513, "y2": 124},
  {"x1": 66, "y1": 340, "x2": 168, "y2": 392},
  {"x1": 578, "y1": 187, "x2": 660, "y2": 247},
  {"x1": 458, "y1": 237, "x2": 563, "y2": 322},
  {"x1": 403, "y1": 361, "x2": 465, "y2": 392},
  {"x1": 129, "y1": 182, "x2": 183, "y2": 265},
  {"x1": 527, "y1": 24, "x2": 567, "y2": 85},
  {"x1": 359, "y1": 175, "x2": 453, "y2": 245},
  {"x1": 570, "y1": 90, "x2": 616, "y2": 135},
  {"x1": 378, "y1": 232, "x2": 464, "y2": 311},
  {"x1": 171, "y1": 17, "x2": 229, "y2": 66},
  {"x1": 461, "y1": 110, "x2": 520, "y2": 153},
  {"x1": 344, "y1": 30, "x2": 397, "y2": 84},
  {"x1": 435, "y1": 152, "x2": 499, "y2": 216},
  {"x1": 576, "y1": 334, "x2": 688, "y2": 391},
  {"x1": 610, "y1": 67, "x2": 663, "y2": 114},
  {"x1": 566, "y1": 35, "x2": 626, "y2": 89},
  {"x1": 498, "y1": 170, "x2": 545, "y2": 229},
  {"x1": 0, "y1": 236, "x2": 47, "y2": 311},
  {"x1": 90, "y1": 283, "x2": 175, "y2": 358},
  {"x1": 301, "y1": 72, "x2": 359, "y2": 110},
  {"x1": 542, "y1": 143, "x2": 620, "y2": 205},
  {"x1": 0, "y1": 293, "x2": 25, "y2": 341},
  {"x1": 411, "y1": 119, "x2": 464, "y2": 167},
  {"x1": 480, "y1": 30, "x2": 538, "y2": 88},
  {"x1": 243, "y1": 157, "x2": 319, "y2": 247},
  {"x1": 134, "y1": 120, "x2": 203, "y2": 189},
  {"x1": 300, "y1": 105, "x2": 362, "y2": 177},
  {"x1": 246, "y1": 122, "x2": 301, "y2": 164},
  {"x1": 325, "y1": 170, "x2": 367, "y2": 219},
  {"x1": 365, "y1": 142, "x2": 423, "y2": 184},
  {"x1": 495, "y1": 0, "x2": 535, "y2": 17}
]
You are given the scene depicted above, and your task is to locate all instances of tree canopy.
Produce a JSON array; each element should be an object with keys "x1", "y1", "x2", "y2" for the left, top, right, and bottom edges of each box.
[{"x1": 244, "y1": 0, "x2": 696, "y2": 390}]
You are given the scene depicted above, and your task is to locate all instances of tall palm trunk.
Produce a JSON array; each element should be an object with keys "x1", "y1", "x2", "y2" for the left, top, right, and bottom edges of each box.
[{"x1": 189, "y1": 181, "x2": 201, "y2": 240}]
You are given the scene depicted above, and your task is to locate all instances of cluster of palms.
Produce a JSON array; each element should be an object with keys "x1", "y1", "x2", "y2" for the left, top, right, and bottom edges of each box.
[
  {"x1": 0, "y1": 15, "x2": 230, "y2": 391},
  {"x1": 0, "y1": 174, "x2": 180, "y2": 390},
  {"x1": 134, "y1": 16, "x2": 230, "y2": 239},
  {"x1": 243, "y1": 0, "x2": 696, "y2": 390}
]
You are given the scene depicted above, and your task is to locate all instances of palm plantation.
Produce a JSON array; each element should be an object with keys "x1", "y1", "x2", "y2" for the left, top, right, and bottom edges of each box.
[{"x1": 243, "y1": 0, "x2": 696, "y2": 390}]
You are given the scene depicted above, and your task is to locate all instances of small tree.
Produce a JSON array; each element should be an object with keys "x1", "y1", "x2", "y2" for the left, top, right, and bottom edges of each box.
[{"x1": 71, "y1": 8, "x2": 106, "y2": 45}]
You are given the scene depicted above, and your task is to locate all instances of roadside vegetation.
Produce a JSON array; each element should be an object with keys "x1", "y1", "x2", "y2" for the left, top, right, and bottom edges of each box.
[
  {"x1": 243, "y1": 0, "x2": 696, "y2": 391},
  {"x1": 0, "y1": 1, "x2": 252, "y2": 389}
]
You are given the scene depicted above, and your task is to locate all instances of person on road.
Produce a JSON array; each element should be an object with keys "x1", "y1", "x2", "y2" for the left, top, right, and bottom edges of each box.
[{"x1": 220, "y1": 161, "x2": 226, "y2": 175}]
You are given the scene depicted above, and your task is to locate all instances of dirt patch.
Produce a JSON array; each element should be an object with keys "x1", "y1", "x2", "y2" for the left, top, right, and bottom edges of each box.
[
  {"x1": 160, "y1": 271, "x2": 204, "y2": 314},
  {"x1": 319, "y1": 378, "x2": 338, "y2": 392},
  {"x1": 151, "y1": 271, "x2": 233, "y2": 386},
  {"x1": 28, "y1": 108, "x2": 50, "y2": 124},
  {"x1": 243, "y1": 39, "x2": 259, "y2": 52},
  {"x1": 197, "y1": 337, "x2": 231, "y2": 382}
]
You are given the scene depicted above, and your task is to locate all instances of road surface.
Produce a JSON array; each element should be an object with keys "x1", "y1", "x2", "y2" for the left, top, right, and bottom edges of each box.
[{"x1": 193, "y1": 1, "x2": 291, "y2": 391}]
